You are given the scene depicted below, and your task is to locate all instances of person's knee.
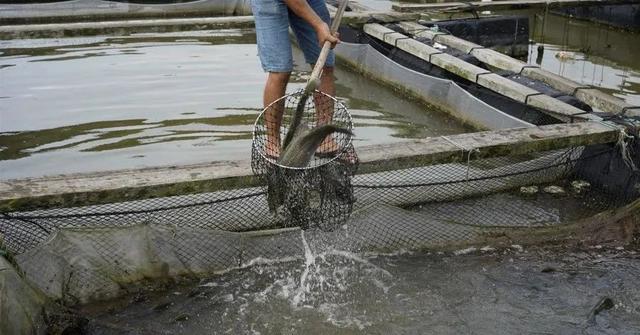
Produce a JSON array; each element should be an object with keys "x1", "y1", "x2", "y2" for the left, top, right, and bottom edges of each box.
[{"x1": 267, "y1": 72, "x2": 291, "y2": 86}]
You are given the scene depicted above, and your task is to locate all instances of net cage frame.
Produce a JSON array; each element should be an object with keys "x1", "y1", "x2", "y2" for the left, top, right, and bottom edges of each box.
[
  {"x1": 1, "y1": 113, "x2": 639, "y2": 258},
  {"x1": 250, "y1": 88, "x2": 359, "y2": 231},
  {"x1": 1, "y1": 142, "x2": 636, "y2": 255},
  {"x1": 250, "y1": 88, "x2": 356, "y2": 170}
]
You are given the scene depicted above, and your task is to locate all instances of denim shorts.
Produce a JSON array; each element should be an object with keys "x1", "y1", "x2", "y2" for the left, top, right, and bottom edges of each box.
[{"x1": 251, "y1": 0, "x2": 335, "y2": 72}]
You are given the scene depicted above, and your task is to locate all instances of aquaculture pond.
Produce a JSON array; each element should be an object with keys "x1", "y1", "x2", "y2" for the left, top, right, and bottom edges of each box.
[
  {"x1": 2, "y1": 7, "x2": 640, "y2": 335},
  {"x1": 0, "y1": 29, "x2": 471, "y2": 179},
  {"x1": 532, "y1": 16, "x2": 639, "y2": 107},
  {"x1": 363, "y1": 1, "x2": 640, "y2": 108},
  {"x1": 79, "y1": 244, "x2": 640, "y2": 334}
]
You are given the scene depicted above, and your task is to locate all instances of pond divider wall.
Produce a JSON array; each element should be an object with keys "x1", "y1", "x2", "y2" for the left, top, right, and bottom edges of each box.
[
  {"x1": 0, "y1": 0, "x2": 253, "y2": 23},
  {"x1": 395, "y1": 21, "x2": 637, "y2": 116},
  {"x1": 0, "y1": 11, "x2": 420, "y2": 39},
  {"x1": 334, "y1": 42, "x2": 532, "y2": 130},
  {"x1": 2, "y1": 124, "x2": 637, "y2": 307},
  {"x1": 392, "y1": 0, "x2": 640, "y2": 13},
  {"x1": 0, "y1": 122, "x2": 620, "y2": 212},
  {"x1": 362, "y1": 23, "x2": 599, "y2": 124}
]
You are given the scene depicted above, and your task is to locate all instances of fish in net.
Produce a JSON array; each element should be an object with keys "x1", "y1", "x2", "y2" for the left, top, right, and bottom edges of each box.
[{"x1": 251, "y1": 89, "x2": 358, "y2": 231}]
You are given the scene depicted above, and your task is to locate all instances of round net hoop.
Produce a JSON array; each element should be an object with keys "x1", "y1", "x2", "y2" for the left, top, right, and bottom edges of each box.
[
  {"x1": 250, "y1": 89, "x2": 359, "y2": 230},
  {"x1": 251, "y1": 89, "x2": 355, "y2": 170}
]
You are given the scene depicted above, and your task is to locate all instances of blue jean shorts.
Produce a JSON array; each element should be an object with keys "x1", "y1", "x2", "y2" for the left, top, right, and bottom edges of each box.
[{"x1": 251, "y1": 0, "x2": 335, "y2": 72}]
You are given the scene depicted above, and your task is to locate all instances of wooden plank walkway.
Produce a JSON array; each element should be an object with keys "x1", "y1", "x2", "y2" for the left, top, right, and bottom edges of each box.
[
  {"x1": 0, "y1": 122, "x2": 620, "y2": 212},
  {"x1": 396, "y1": 21, "x2": 637, "y2": 116}
]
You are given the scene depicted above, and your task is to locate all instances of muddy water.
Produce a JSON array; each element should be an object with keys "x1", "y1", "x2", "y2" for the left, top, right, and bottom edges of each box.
[
  {"x1": 0, "y1": 29, "x2": 471, "y2": 179},
  {"x1": 80, "y1": 245, "x2": 640, "y2": 334}
]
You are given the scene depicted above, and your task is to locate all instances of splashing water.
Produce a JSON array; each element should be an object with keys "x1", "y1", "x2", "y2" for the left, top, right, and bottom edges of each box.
[
  {"x1": 289, "y1": 230, "x2": 394, "y2": 307},
  {"x1": 292, "y1": 230, "x2": 315, "y2": 306}
]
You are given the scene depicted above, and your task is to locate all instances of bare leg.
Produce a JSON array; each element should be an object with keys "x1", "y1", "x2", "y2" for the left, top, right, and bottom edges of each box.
[
  {"x1": 264, "y1": 71, "x2": 291, "y2": 157},
  {"x1": 313, "y1": 66, "x2": 339, "y2": 153}
]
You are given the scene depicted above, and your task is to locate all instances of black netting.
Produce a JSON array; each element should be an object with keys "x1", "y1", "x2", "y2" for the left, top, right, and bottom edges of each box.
[
  {"x1": 2, "y1": 134, "x2": 639, "y2": 305},
  {"x1": 0, "y1": 187, "x2": 269, "y2": 254},
  {"x1": 2, "y1": 141, "x2": 637, "y2": 256},
  {"x1": 251, "y1": 89, "x2": 358, "y2": 231}
]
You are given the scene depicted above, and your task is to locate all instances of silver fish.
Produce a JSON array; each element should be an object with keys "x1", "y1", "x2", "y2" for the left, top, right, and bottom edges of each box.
[{"x1": 278, "y1": 91, "x2": 352, "y2": 168}]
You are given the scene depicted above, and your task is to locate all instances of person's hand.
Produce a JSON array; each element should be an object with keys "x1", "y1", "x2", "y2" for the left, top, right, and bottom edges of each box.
[{"x1": 315, "y1": 22, "x2": 340, "y2": 49}]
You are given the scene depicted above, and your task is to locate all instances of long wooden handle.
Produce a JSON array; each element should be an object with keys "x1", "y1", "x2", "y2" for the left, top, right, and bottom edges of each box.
[{"x1": 305, "y1": 0, "x2": 349, "y2": 93}]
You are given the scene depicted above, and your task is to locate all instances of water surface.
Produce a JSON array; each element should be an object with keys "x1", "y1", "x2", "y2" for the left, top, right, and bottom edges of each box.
[
  {"x1": 81, "y1": 246, "x2": 640, "y2": 335},
  {"x1": 0, "y1": 29, "x2": 471, "y2": 179}
]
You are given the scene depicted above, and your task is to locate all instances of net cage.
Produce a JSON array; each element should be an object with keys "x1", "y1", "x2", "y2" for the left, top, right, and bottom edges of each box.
[
  {"x1": 250, "y1": 89, "x2": 358, "y2": 231},
  {"x1": 1, "y1": 122, "x2": 639, "y2": 304}
]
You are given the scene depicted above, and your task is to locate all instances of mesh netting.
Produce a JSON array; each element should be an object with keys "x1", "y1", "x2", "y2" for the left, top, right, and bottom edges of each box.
[
  {"x1": 251, "y1": 89, "x2": 358, "y2": 230},
  {"x1": 1, "y1": 131, "x2": 639, "y2": 303},
  {"x1": 1, "y1": 144, "x2": 634, "y2": 255}
]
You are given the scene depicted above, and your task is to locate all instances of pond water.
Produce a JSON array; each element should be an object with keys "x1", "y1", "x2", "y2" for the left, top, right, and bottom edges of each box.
[
  {"x1": 524, "y1": 9, "x2": 640, "y2": 108},
  {"x1": 0, "y1": 29, "x2": 471, "y2": 179},
  {"x1": 80, "y1": 245, "x2": 640, "y2": 334}
]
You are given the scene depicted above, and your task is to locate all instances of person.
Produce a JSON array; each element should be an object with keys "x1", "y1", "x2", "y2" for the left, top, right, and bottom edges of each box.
[{"x1": 251, "y1": 0, "x2": 340, "y2": 158}]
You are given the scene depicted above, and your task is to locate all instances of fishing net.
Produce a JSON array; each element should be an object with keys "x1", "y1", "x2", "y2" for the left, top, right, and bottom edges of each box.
[
  {"x1": 1, "y1": 136, "x2": 639, "y2": 304},
  {"x1": 250, "y1": 89, "x2": 358, "y2": 231}
]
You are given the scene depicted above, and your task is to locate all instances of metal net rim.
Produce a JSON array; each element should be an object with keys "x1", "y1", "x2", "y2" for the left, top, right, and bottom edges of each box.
[{"x1": 252, "y1": 88, "x2": 355, "y2": 171}]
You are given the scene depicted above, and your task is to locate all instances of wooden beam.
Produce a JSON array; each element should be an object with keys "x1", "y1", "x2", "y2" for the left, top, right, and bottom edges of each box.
[
  {"x1": 0, "y1": 122, "x2": 620, "y2": 212},
  {"x1": 397, "y1": 21, "x2": 637, "y2": 116},
  {"x1": 392, "y1": 0, "x2": 640, "y2": 13},
  {"x1": 0, "y1": 11, "x2": 419, "y2": 39},
  {"x1": 363, "y1": 23, "x2": 600, "y2": 123}
]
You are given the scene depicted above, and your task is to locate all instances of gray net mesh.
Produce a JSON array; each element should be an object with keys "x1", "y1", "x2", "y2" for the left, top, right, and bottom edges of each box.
[
  {"x1": 0, "y1": 128, "x2": 638, "y2": 304},
  {"x1": 1, "y1": 144, "x2": 632, "y2": 252},
  {"x1": 251, "y1": 89, "x2": 358, "y2": 230}
]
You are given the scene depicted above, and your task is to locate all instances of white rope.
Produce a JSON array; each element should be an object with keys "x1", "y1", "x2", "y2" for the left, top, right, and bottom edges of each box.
[
  {"x1": 597, "y1": 121, "x2": 637, "y2": 171},
  {"x1": 617, "y1": 128, "x2": 637, "y2": 171},
  {"x1": 441, "y1": 136, "x2": 481, "y2": 181}
]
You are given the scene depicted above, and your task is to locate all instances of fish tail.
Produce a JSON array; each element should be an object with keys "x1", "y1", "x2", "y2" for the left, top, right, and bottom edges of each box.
[
  {"x1": 300, "y1": 124, "x2": 353, "y2": 149},
  {"x1": 282, "y1": 92, "x2": 311, "y2": 149}
]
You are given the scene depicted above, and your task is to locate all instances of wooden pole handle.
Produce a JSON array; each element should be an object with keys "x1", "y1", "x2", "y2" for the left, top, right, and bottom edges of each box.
[{"x1": 304, "y1": 0, "x2": 349, "y2": 93}]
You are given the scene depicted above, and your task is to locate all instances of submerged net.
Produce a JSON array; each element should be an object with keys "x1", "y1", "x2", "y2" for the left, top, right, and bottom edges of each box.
[
  {"x1": 1, "y1": 134, "x2": 639, "y2": 303},
  {"x1": 251, "y1": 89, "x2": 358, "y2": 231}
]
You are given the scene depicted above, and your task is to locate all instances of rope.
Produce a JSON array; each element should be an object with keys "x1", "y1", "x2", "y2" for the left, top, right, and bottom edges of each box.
[
  {"x1": 569, "y1": 111, "x2": 592, "y2": 123},
  {"x1": 431, "y1": 32, "x2": 450, "y2": 43},
  {"x1": 475, "y1": 71, "x2": 492, "y2": 84},
  {"x1": 381, "y1": 30, "x2": 399, "y2": 43},
  {"x1": 354, "y1": 147, "x2": 611, "y2": 189},
  {"x1": 4, "y1": 190, "x2": 266, "y2": 220},
  {"x1": 467, "y1": 46, "x2": 485, "y2": 55},
  {"x1": 518, "y1": 65, "x2": 539, "y2": 75},
  {"x1": 405, "y1": 28, "x2": 428, "y2": 36},
  {"x1": 441, "y1": 135, "x2": 480, "y2": 182},
  {"x1": 393, "y1": 36, "x2": 411, "y2": 48},
  {"x1": 524, "y1": 92, "x2": 545, "y2": 105},
  {"x1": 2, "y1": 212, "x2": 50, "y2": 234},
  {"x1": 620, "y1": 106, "x2": 640, "y2": 117},
  {"x1": 597, "y1": 120, "x2": 638, "y2": 171},
  {"x1": 570, "y1": 85, "x2": 593, "y2": 96},
  {"x1": 428, "y1": 51, "x2": 443, "y2": 63}
]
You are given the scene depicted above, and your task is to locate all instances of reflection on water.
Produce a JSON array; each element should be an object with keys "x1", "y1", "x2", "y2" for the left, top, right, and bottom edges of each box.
[
  {"x1": 526, "y1": 10, "x2": 640, "y2": 107},
  {"x1": 0, "y1": 29, "x2": 470, "y2": 179},
  {"x1": 412, "y1": 4, "x2": 640, "y2": 108}
]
